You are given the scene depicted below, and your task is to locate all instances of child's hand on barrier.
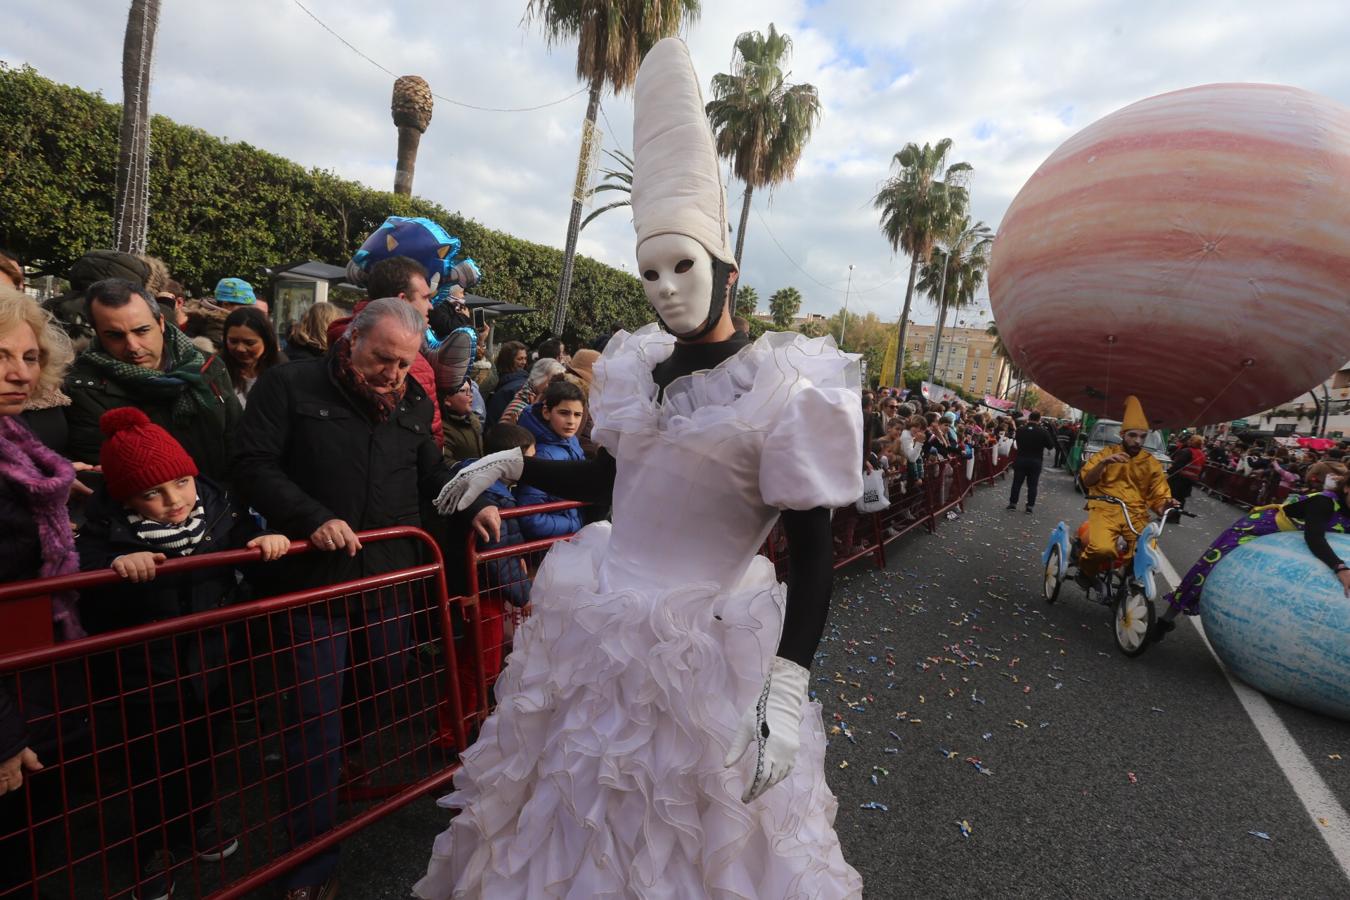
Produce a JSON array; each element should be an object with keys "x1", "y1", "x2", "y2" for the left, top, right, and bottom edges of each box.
[
  {"x1": 112, "y1": 552, "x2": 166, "y2": 582},
  {"x1": 248, "y1": 534, "x2": 292, "y2": 562}
]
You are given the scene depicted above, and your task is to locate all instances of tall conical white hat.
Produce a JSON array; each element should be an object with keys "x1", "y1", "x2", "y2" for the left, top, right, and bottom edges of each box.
[{"x1": 631, "y1": 38, "x2": 737, "y2": 267}]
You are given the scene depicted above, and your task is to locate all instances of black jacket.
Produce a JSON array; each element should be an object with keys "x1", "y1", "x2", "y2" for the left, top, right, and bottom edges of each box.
[
  {"x1": 76, "y1": 476, "x2": 262, "y2": 629},
  {"x1": 64, "y1": 348, "x2": 241, "y2": 484},
  {"x1": 1015, "y1": 423, "x2": 1056, "y2": 460},
  {"x1": 75, "y1": 476, "x2": 264, "y2": 695},
  {"x1": 231, "y1": 356, "x2": 452, "y2": 592}
]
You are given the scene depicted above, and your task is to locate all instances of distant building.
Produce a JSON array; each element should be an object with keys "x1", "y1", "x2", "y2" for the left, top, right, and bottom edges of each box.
[
  {"x1": 903, "y1": 323, "x2": 1012, "y2": 398},
  {"x1": 1254, "y1": 360, "x2": 1350, "y2": 437}
]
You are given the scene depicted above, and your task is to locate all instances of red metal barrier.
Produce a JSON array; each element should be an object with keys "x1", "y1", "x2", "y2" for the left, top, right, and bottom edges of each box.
[
  {"x1": 0, "y1": 459, "x2": 1037, "y2": 899},
  {"x1": 0, "y1": 528, "x2": 463, "y2": 900},
  {"x1": 449, "y1": 502, "x2": 583, "y2": 741}
]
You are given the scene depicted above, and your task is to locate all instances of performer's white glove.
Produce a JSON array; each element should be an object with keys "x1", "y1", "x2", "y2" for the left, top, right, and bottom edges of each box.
[
  {"x1": 434, "y1": 448, "x2": 524, "y2": 515},
  {"x1": 723, "y1": 656, "x2": 809, "y2": 803}
]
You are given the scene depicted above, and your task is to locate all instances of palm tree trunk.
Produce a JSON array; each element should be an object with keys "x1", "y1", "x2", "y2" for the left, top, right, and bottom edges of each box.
[
  {"x1": 394, "y1": 126, "x2": 422, "y2": 196},
  {"x1": 552, "y1": 80, "x2": 602, "y2": 336},
  {"x1": 891, "y1": 253, "x2": 921, "y2": 386},
  {"x1": 928, "y1": 256, "x2": 952, "y2": 381},
  {"x1": 114, "y1": 0, "x2": 161, "y2": 254},
  {"x1": 727, "y1": 185, "x2": 754, "y2": 309}
]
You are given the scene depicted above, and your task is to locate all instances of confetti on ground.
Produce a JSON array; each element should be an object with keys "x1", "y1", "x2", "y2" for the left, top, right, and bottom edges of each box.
[
  {"x1": 957, "y1": 819, "x2": 973, "y2": 838},
  {"x1": 1319, "y1": 818, "x2": 1330, "y2": 827},
  {"x1": 1248, "y1": 831, "x2": 1272, "y2": 841},
  {"x1": 838, "y1": 761, "x2": 849, "y2": 769},
  {"x1": 1127, "y1": 772, "x2": 1138, "y2": 784},
  {"x1": 860, "y1": 802, "x2": 889, "y2": 811},
  {"x1": 1330, "y1": 754, "x2": 1342, "y2": 761}
]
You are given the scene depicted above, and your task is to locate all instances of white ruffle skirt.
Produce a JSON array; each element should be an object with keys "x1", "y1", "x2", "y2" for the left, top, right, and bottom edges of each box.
[{"x1": 414, "y1": 523, "x2": 863, "y2": 899}]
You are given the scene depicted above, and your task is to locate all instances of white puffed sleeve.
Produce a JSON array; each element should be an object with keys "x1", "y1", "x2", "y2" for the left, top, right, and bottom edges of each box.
[{"x1": 759, "y1": 385, "x2": 865, "y2": 510}]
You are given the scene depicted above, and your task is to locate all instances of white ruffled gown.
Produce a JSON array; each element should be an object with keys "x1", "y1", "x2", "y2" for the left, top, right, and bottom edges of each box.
[{"x1": 415, "y1": 325, "x2": 866, "y2": 899}]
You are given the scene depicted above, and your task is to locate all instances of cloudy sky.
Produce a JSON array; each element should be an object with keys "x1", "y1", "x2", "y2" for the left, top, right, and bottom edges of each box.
[{"x1": 6, "y1": 0, "x2": 1350, "y2": 326}]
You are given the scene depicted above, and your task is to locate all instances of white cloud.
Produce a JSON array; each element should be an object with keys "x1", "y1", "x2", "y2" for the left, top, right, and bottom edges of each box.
[{"x1": 5, "y1": 0, "x2": 1350, "y2": 332}]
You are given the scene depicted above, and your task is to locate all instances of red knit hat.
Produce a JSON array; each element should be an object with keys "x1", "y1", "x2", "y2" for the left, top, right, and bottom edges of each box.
[{"x1": 98, "y1": 407, "x2": 199, "y2": 502}]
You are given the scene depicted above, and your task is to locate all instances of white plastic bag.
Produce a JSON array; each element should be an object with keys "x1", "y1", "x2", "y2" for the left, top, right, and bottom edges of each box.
[{"x1": 856, "y1": 468, "x2": 890, "y2": 514}]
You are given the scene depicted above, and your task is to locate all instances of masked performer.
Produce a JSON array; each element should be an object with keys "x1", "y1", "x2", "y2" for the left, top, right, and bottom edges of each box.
[
  {"x1": 1153, "y1": 475, "x2": 1350, "y2": 641},
  {"x1": 1075, "y1": 395, "x2": 1178, "y2": 590},
  {"x1": 414, "y1": 38, "x2": 864, "y2": 899}
]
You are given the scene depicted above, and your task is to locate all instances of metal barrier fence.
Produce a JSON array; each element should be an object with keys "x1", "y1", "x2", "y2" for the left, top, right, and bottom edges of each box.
[
  {"x1": 1196, "y1": 463, "x2": 1295, "y2": 509},
  {"x1": 0, "y1": 528, "x2": 464, "y2": 900},
  {"x1": 765, "y1": 447, "x2": 1013, "y2": 578},
  {"x1": 0, "y1": 458, "x2": 1019, "y2": 899}
]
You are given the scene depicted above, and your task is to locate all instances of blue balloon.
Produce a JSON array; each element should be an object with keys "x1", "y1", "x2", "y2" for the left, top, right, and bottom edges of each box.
[{"x1": 1202, "y1": 531, "x2": 1350, "y2": 720}]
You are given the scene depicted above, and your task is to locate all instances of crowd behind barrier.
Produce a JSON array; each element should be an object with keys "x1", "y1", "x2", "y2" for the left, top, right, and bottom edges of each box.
[
  {"x1": 5, "y1": 435, "x2": 1311, "y2": 898},
  {"x1": 1195, "y1": 462, "x2": 1297, "y2": 509},
  {"x1": 0, "y1": 450, "x2": 1015, "y2": 898}
]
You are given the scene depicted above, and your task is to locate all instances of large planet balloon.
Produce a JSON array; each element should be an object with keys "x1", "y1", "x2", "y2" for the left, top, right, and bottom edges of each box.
[
  {"x1": 989, "y1": 83, "x2": 1350, "y2": 428},
  {"x1": 1201, "y1": 531, "x2": 1350, "y2": 721}
]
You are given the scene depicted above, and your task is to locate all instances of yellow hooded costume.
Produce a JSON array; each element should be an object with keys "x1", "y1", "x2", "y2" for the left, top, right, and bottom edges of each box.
[{"x1": 1078, "y1": 395, "x2": 1173, "y2": 576}]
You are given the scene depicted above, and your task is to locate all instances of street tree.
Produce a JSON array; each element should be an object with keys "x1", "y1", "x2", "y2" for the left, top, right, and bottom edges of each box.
[
  {"x1": 526, "y1": 0, "x2": 701, "y2": 335},
  {"x1": 872, "y1": 138, "x2": 972, "y2": 385},
  {"x1": 114, "y1": 0, "x2": 161, "y2": 254},
  {"x1": 706, "y1": 24, "x2": 820, "y2": 302},
  {"x1": 769, "y1": 286, "x2": 802, "y2": 329},
  {"x1": 917, "y1": 216, "x2": 993, "y2": 378}
]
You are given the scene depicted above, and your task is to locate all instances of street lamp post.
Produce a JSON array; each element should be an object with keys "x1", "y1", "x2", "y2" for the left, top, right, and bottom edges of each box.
[{"x1": 838, "y1": 264, "x2": 855, "y2": 349}]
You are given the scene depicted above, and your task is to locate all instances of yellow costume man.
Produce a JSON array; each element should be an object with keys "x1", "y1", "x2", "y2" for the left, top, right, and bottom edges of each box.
[{"x1": 1077, "y1": 395, "x2": 1177, "y2": 581}]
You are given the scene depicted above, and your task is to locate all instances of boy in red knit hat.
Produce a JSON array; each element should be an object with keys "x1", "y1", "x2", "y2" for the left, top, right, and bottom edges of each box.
[{"x1": 75, "y1": 407, "x2": 288, "y2": 900}]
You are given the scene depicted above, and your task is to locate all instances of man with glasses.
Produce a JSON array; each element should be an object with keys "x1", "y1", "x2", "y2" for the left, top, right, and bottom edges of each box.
[{"x1": 1076, "y1": 395, "x2": 1178, "y2": 589}]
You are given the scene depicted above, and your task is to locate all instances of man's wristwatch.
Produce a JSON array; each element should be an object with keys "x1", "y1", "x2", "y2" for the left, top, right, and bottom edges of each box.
[{"x1": 1334, "y1": 562, "x2": 1348, "y2": 574}]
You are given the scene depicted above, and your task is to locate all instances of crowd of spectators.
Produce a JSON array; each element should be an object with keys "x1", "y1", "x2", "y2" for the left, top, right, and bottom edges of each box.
[{"x1": 0, "y1": 245, "x2": 609, "y2": 900}]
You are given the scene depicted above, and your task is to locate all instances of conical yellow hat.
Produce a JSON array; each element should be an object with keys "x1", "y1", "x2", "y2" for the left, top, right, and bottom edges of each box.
[{"x1": 1120, "y1": 395, "x2": 1149, "y2": 432}]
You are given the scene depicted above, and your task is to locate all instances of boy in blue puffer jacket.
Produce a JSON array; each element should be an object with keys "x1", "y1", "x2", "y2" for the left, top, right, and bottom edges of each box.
[{"x1": 514, "y1": 379, "x2": 586, "y2": 538}]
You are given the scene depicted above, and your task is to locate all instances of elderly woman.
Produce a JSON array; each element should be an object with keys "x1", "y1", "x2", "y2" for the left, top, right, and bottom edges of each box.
[
  {"x1": 0, "y1": 286, "x2": 80, "y2": 890},
  {"x1": 497, "y1": 357, "x2": 565, "y2": 427}
]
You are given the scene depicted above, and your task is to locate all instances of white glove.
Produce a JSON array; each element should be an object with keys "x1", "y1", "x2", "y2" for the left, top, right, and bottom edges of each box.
[
  {"x1": 434, "y1": 448, "x2": 525, "y2": 515},
  {"x1": 723, "y1": 656, "x2": 809, "y2": 803}
]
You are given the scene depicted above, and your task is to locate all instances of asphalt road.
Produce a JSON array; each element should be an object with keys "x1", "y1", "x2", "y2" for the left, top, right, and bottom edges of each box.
[{"x1": 329, "y1": 462, "x2": 1350, "y2": 899}]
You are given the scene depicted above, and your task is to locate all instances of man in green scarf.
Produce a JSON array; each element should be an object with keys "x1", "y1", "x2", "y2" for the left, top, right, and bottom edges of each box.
[{"x1": 65, "y1": 279, "x2": 241, "y2": 484}]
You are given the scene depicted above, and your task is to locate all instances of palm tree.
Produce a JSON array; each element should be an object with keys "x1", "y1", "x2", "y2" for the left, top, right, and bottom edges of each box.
[
  {"x1": 391, "y1": 75, "x2": 434, "y2": 196},
  {"x1": 526, "y1": 0, "x2": 702, "y2": 336},
  {"x1": 114, "y1": 0, "x2": 162, "y2": 254},
  {"x1": 768, "y1": 286, "x2": 802, "y2": 329},
  {"x1": 706, "y1": 24, "x2": 821, "y2": 300},
  {"x1": 579, "y1": 149, "x2": 633, "y2": 231},
  {"x1": 986, "y1": 321, "x2": 1017, "y2": 398},
  {"x1": 917, "y1": 216, "x2": 993, "y2": 379},
  {"x1": 872, "y1": 138, "x2": 972, "y2": 385}
]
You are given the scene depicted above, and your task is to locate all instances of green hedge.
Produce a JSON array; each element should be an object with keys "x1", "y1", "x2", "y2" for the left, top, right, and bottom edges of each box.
[{"x1": 0, "y1": 63, "x2": 650, "y2": 344}]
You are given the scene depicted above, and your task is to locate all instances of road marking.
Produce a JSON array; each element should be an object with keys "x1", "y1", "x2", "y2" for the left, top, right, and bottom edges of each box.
[{"x1": 1154, "y1": 546, "x2": 1350, "y2": 881}]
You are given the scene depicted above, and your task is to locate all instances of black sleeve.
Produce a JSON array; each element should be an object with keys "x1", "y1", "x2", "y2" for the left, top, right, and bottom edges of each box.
[
  {"x1": 231, "y1": 371, "x2": 335, "y2": 539},
  {"x1": 1167, "y1": 448, "x2": 1192, "y2": 477},
  {"x1": 1287, "y1": 495, "x2": 1345, "y2": 571},
  {"x1": 0, "y1": 686, "x2": 28, "y2": 762},
  {"x1": 519, "y1": 449, "x2": 617, "y2": 506},
  {"x1": 773, "y1": 507, "x2": 834, "y2": 670}
]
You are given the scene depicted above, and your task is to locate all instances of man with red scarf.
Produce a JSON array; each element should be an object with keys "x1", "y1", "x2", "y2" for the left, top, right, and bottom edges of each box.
[{"x1": 234, "y1": 298, "x2": 495, "y2": 900}]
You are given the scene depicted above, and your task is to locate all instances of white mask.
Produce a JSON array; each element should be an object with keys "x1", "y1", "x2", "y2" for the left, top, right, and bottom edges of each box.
[{"x1": 637, "y1": 233, "x2": 714, "y2": 337}]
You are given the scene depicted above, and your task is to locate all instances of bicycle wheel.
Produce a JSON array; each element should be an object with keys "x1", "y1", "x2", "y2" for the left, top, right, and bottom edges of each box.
[
  {"x1": 1043, "y1": 544, "x2": 1063, "y2": 604},
  {"x1": 1114, "y1": 586, "x2": 1154, "y2": 657}
]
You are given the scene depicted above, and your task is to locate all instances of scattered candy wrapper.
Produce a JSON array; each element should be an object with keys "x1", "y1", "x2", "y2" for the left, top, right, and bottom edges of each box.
[
  {"x1": 957, "y1": 819, "x2": 972, "y2": 838},
  {"x1": 860, "y1": 801, "x2": 888, "y2": 811},
  {"x1": 1248, "y1": 831, "x2": 1272, "y2": 841}
]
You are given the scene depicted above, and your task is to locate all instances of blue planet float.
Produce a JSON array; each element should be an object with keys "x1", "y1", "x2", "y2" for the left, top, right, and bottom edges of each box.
[{"x1": 1200, "y1": 531, "x2": 1350, "y2": 720}]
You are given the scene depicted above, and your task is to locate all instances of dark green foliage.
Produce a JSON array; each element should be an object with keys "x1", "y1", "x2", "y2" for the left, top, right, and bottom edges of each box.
[{"x1": 0, "y1": 63, "x2": 651, "y2": 345}]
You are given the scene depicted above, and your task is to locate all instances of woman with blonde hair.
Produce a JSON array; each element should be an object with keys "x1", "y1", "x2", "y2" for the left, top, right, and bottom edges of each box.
[{"x1": 284, "y1": 302, "x2": 342, "y2": 362}]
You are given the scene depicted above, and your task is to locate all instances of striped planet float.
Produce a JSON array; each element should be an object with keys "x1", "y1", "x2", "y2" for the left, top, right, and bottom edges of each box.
[
  {"x1": 1201, "y1": 531, "x2": 1350, "y2": 721},
  {"x1": 989, "y1": 83, "x2": 1350, "y2": 428}
]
